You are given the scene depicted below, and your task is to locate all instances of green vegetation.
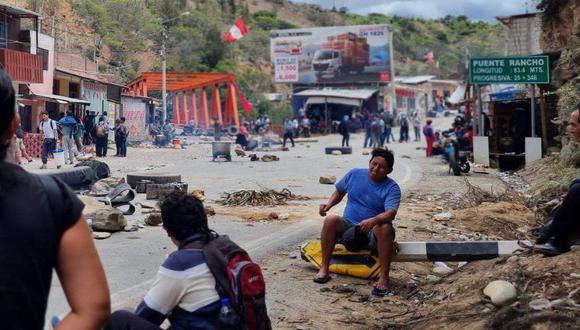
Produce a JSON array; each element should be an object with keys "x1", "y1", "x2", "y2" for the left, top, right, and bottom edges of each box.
[{"x1": 65, "y1": 0, "x2": 503, "y2": 112}]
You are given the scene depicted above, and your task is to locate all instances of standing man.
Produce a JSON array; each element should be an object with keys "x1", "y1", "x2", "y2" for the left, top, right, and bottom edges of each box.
[
  {"x1": 339, "y1": 115, "x2": 351, "y2": 147},
  {"x1": 398, "y1": 111, "x2": 409, "y2": 143},
  {"x1": 95, "y1": 119, "x2": 107, "y2": 157},
  {"x1": 382, "y1": 110, "x2": 395, "y2": 144},
  {"x1": 97, "y1": 112, "x2": 110, "y2": 156},
  {"x1": 413, "y1": 112, "x2": 422, "y2": 142},
  {"x1": 423, "y1": 119, "x2": 435, "y2": 157},
  {"x1": 58, "y1": 110, "x2": 78, "y2": 165},
  {"x1": 38, "y1": 111, "x2": 58, "y2": 169},
  {"x1": 314, "y1": 149, "x2": 401, "y2": 297},
  {"x1": 370, "y1": 115, "x2": 382, "y2": 148},
  {"x1": 282, "y1": 118, "x2": 295, "y2": 148},
  {"x1": 118, "y1": 117, "x2": 129, "y2": 157}
]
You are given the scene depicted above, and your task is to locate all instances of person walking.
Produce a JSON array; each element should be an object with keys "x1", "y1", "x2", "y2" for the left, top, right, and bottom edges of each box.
[
  {"x1": 339, "y1": 115, "x2": 351, "y2": 147},
  {"x1": 0, "y1": 69, "x2": 111, "y2": 330},
  {"x1": 363, "y1": 115, "x2": 372, "y2": 148},
  {"x1": 58, "y1": 110, "x2": 78, "y2": 165},
  {"x1": 282, "y1": 118, "x2": 295, "y2": 148},
  {"x1": 370, "y1": 115, "x2": 382, "y2": 148},
  {"x1": 38, "y1": 111, "x2": 58, "y2": 169},
  {"x1": 413, "y1": 112, "x2": 422, "y2": 142},
  {"x1": 382, "y1": 110, "x2": 395, "y2": 144},
  {"x1": 398, "y1": 111, "x2": 409, "y2": 143},
  {"x1": 95, "y1": 119, "x2": 107, "y2": 157},
  {"x1": 423, "y1": 119, "x2": 435, "y2": 157},
  {"x1": 114, "y1": 119, "x2": 122, "y2": 156}
]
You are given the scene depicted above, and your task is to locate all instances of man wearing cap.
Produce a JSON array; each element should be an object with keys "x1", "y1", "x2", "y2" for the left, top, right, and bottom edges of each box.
[{"x1": 38, "y1": 111, "x2": 58, "y2": 169}]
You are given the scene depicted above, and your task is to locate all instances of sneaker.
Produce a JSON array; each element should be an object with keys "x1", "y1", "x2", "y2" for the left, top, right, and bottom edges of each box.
[
  {"x1": 40, "y1": 164, "x2": 47, "y2": 169},
  {"x1": 536, "y1": 242, "x2": 570, "y2": 256}
]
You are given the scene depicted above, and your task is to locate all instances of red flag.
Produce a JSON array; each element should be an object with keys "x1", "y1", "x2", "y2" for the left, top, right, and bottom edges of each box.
[
  {"x1": 231, "y1": 82, "x2": 253, "y2": 114},
  {"x1": 224, "y1": 18, "x2": 248, "y2": 43},
  {"x1": 423, "y1": 51, "x2": 434, "y2": 64}
]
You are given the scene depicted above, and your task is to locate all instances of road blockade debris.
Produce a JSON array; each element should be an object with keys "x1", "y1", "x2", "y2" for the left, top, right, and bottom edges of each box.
[{"x1": 218, "y1": 188, "x2": 308, "y2": 207}]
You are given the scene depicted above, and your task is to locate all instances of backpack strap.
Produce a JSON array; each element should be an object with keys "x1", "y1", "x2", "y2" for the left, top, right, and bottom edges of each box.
[{"x1": 38, "y1": 175, "x2": 65, "y2": 222}]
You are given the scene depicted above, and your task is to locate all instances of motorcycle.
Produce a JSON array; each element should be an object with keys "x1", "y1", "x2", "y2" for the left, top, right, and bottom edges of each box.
[{"x1": 442, "y1": 132, "x2": 471, "y2": 176}]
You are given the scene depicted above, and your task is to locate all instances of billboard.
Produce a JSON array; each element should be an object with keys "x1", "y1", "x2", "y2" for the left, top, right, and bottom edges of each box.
[{"x1": 270, "y1": 24, "x2": 392, "y2": 85}]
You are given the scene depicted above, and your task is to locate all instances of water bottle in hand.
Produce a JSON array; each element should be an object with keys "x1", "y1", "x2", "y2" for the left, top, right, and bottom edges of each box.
[{"x1": 218, "y1": 297, "x2": 240, "y2": 327}]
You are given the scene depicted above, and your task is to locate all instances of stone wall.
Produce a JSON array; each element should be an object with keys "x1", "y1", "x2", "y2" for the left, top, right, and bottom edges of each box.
[{"x1": 540, "y1": 0, "x2": 580, "y2": 167}]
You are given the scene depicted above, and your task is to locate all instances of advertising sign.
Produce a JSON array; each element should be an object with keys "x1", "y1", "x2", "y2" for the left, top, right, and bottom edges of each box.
[
  {"x1": 121, "y1": 96, "x2": 148, "y2": 142},
  {"x1": 270, "y1": 24, "x2": 392, "y2": 84},
  {"x1": 469, "y1": 56, "x2": 550, "y2": 84}
]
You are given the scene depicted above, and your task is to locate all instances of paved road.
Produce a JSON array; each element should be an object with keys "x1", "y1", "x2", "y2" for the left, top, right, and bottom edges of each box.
[{"x1": 45, "y1": 120, "x2": 446, "y2": 320}]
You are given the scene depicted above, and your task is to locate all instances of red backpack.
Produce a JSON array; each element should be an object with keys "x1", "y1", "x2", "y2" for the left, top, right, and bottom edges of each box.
[{"x1": 188, "y1": 234, "x2": 272, "y2": 330}]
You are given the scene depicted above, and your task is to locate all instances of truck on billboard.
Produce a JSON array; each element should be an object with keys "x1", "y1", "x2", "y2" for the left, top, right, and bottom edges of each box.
[{"x1": 270, "y1": 24, "x2": 391, "y2": 84}]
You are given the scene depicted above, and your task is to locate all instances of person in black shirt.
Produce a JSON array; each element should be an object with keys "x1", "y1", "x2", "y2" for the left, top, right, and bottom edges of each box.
[{"x1": 0, "y1": 69, "x2": 111, "y2": 329}]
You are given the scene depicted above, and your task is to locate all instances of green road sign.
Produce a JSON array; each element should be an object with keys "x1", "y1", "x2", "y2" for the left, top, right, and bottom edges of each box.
[{"x1": 469, "y1": 55, "x2": 550, "y2": 84}]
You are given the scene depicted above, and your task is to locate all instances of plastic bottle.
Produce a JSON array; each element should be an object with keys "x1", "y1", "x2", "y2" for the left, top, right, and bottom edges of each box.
[{"x1": 218, "y1": 297, "x2": 240, "y2": 327}]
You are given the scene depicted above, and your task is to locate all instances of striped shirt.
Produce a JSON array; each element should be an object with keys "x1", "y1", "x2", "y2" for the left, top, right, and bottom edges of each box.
[{"x1": 136, "y1": 235, "x2": 221, "y2": 329}]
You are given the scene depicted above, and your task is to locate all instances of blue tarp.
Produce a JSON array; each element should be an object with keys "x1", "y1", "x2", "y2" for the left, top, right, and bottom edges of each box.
[{"x1": 490, "y1": 86, "x2": 526, "y2": 102}]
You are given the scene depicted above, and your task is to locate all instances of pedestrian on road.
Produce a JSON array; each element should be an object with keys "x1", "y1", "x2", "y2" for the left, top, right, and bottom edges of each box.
[
  {"x1": 314, "y1": 148, "x2": 401, "y2": 297},
  {"x1": 74, "y1": 114, "x2": 84, "y2": 153},
  {"x1": 118, "y1": 117, "x2": 129, "y2": 157},
  {"x1": 38, "y1": 110, "x2": 58, "y2": 169},
  {"x1": 105, "y1": 191, "x2": 227, "y2": 330},
  {"x1": 95, "y1": 119, "x2": 107, "y2": 157},
  {"x1": 413, "y1": 112, "x2": 422, "y2": 142},
  {"x1": 59, "y1": 110, "x2": 78, "y2": 165},
  {"x1": 339, "y1": 115, "x2": 351, "y2": 147},
  {"x1": 397, "y1": 111, "x2": 409, "y2": 143},
  {"x1": 99, "y1": 112, "x2": 110, "y2": 156},
  {"x1": 0, "y1": 69, "x2": 110, "y2": 330},
  {"x1": 283, "y1": 118, "x2": 295, "y2": 148},
  {"x1": 423, "y1": 119, "x2": 435, "y2": 157},
  {"x1": 382, "y1": 110, "x2": 395, "y2": 144},
  {"x1": 363, "y1": 114, "x2": 372, "y2": 148},
  {"x1": 370, "y1": 115, "x2": 383, "y2": 148}
]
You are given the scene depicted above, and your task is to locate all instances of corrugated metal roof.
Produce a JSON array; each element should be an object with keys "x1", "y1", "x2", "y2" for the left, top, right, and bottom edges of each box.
[
  {"x1": 399, "y1": 75, "x2": 436, "y2": 84},
  {"x1": 294, "y1": 88, "x2": 377, "y2": 100}
]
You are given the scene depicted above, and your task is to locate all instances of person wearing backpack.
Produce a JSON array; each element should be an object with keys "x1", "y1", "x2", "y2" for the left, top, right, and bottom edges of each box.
[
  {"x1": 38, "y1": 111, "x2": 58, "y2": 169},
  {"x1": 95, "y1": 119, "x2": 107, "y2": 157},
  {"x1": 106, "y1": 191, "x2": 271, "y2": 330}
]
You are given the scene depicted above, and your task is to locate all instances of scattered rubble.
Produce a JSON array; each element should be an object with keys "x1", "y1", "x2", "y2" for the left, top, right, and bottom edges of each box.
[
  {"x1": 144, "y1": 213, "x2": 162, "y2": 226},
  {"x1": 483, "y1": 280, "x2": 518, "y2": 307},
  {"x1": 93, "y1": 232, "x2": 112, "y2": 239},
  {"x1": 319, "y1": 176, "x2": 336, "y2": 184},
  {"x1": 433, "y1": 211, "x2": 454, "y2": 221},
  {"x1": 261, "y1": 155, "x2": 280, "y2": 162},
  {"x1": 331, "y1": 150, "x2": 342, "y2": 156},
  {"x1": 218, "y1": 188, "x2": 308, "y2": 207}
]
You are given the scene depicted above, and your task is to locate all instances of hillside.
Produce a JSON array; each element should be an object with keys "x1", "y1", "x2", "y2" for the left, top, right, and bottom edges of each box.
[{"x1": 11, "y1": 0, "x2": 504, "y2": 97}]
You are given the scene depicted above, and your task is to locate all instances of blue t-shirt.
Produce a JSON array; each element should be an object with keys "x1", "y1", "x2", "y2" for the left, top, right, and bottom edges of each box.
[{"x1": 335, "y1": 168, "x2": 401, "y2": 225}]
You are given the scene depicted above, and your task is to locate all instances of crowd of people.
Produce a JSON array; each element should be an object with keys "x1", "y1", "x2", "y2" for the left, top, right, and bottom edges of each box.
[{"x1": 6, "y1": 106, "x2": 130, "y2": 169}]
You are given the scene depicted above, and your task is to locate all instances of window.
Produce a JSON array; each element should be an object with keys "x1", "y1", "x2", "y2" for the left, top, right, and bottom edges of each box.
[
  {"x1": 69, "y1": 83, "x2": 79, "y2": 98},
  {"x1": 396, "y1": 95, "x2": 404, "y2": 108},
  {"x1": 38, "y1": 48, "x2": 49, "y2": 70},
  {"x1": 407, "y1": 97, "x2": 416, "y2": 110},
  {"x1": 53, "y1": 79, "x2": 60, "y2": 95}
]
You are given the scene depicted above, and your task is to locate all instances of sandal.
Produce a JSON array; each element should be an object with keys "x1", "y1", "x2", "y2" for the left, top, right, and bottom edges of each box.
[
  {"x1": 371, "y1": 287, "x2": 391, "y2": 297},
  {"x1": 313, "y1": 274, "x2": 332, "y2": 284}
]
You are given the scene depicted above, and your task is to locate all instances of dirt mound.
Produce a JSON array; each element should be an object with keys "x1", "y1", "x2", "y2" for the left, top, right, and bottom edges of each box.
[{"x1": 450, "y1": 202, "x2": 535, "y2": 240}]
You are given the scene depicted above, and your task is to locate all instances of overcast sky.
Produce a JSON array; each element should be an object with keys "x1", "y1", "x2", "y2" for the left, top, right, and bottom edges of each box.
[{"x1": 291, "y1": 0, "x2": 538, "y2": 22}]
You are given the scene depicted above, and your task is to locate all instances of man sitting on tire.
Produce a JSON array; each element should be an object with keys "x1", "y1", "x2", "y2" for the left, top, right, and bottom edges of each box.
[{"x1": 314, "y1": 148, "x2": 401, "y2": 297}]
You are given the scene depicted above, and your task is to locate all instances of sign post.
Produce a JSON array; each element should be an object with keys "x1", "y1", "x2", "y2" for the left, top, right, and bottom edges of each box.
[{"x1": 469, "y1": 56, "x2": 550, "y2": 84}]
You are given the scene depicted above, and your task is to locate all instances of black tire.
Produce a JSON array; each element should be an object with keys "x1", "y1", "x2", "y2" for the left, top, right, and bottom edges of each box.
[
  {"x1": 449, "y1": 153, "x2": 461, "y2": 176},
  {"x1": 40, "y1": 166, "x2": 96, "y2": 190},
  {"x1": 126, "y1": 172, "x2": 182, "y2": 189},
  {"x1": 460, "y1": 161, "x2": 470, "y2": 173},
  {"x1": 227, "y1": 125, "x2": 239, "y2": 136},
  {"x1": 325, "y1": 147, "x2": 352, "y2": 155}
]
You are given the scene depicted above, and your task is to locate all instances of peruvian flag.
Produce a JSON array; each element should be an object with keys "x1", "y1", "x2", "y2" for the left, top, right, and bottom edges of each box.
[
  {"x1": 423, "y1": 51, "x2": 434, "y2": 64},
  {"x1": 224, "y1": 18, "x2": 248, "y2": 43}
]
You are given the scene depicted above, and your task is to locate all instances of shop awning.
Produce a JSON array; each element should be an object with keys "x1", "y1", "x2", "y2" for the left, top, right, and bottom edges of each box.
[
  {"x1": 305, "y1": 96, "x2": 362, "y2": 107},
  {"x1": 26, "y1": 93, "x2": 91, "y2": 105},
  {"x1": 294, "y1": 88, "x2": 377, "y2": 100}
]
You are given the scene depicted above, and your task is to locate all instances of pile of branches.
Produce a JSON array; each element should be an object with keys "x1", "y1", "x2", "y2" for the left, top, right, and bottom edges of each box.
[
  {"x1": 218, "y1": 188, "x2": 309, "y2": 207},
  {"x1": 463, "y1": 178, "x2": 526, "y2": 207}
]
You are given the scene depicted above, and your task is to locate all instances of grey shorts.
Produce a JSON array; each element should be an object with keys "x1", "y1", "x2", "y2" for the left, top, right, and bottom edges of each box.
[{"x1": 339, "y1": 217, "x2": 396, "y2": 251}]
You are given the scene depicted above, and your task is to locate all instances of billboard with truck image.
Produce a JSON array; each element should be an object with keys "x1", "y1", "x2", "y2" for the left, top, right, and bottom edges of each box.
[{"x1": 270, "y1": 24, "x2": 392, "y2": 84}]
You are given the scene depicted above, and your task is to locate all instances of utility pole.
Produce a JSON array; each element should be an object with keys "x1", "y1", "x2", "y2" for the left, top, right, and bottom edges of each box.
[{"x1": 161, "y1": 27, "x2": 167, "y2": 124}]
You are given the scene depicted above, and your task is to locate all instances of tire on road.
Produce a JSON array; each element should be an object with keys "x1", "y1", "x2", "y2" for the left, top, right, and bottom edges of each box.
[
  {"x1": 40, "y1": 166, "x2": 96, "y2": 190},
  {"x1": 126, "y1": 172, "x2": 182, "y2": 189},
  {"x1": 325, "y1": 146, "x2": 352, "y2": 155}
]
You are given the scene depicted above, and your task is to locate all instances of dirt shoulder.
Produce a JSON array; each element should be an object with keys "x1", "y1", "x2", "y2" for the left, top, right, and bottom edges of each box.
[{"x1": 261, "y1": 148, "x2": 580, "y2": 329}]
